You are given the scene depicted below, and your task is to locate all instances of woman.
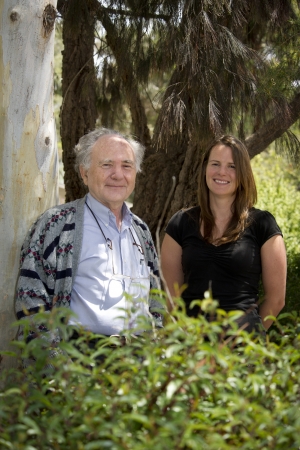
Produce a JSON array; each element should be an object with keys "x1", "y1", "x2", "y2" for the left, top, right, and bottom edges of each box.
[{"x1": 161, "y1": 135, "x2": 287, "y2": 333}]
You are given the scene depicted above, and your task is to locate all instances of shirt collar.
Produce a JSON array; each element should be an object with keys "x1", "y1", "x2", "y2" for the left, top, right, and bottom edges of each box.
[{"x1": 86, "y1": 193, "x2": 132, "y2": 229}]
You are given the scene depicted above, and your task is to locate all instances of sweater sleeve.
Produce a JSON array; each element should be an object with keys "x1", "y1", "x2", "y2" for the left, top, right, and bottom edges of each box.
[
  {"x1": 15, "y1": 202, "x2": 78, "y2": 348},
  {"x1": 15, "y1": 212, "x2": 61, "y2": 350},
  {"x1": 16, "y1": 215, "x2": 54, "y2": 320}
]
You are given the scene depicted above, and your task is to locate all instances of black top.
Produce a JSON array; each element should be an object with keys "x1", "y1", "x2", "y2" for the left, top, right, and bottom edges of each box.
[{"x1": 165, "y1": 207, "x2": 282, "y2": 316}]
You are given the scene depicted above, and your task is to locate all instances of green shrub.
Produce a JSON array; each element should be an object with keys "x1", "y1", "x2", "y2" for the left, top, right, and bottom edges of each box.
[
  {"x1": 251, "y1": 150, "x2": 300, "y2": 313},
  {"x1": 1, "y1": 302, "x2": 300, "y2": 450}
]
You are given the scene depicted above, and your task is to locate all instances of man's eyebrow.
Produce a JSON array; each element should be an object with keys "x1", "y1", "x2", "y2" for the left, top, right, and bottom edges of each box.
[{"x1": 98, "y1": 158, "x2": 134, "y2": 164}]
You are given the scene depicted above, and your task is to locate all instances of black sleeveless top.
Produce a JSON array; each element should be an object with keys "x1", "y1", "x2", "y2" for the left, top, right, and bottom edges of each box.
[{"x1": 165, "y1": 207, "x2": 282, "y2": 317}]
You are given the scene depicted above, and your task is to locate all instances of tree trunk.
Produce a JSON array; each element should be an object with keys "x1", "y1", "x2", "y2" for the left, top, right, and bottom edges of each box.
[
  {"x1": 132, "y1": 66, "x2": 212, "y2": 241},
  {"x1": 60, "y1": 2, "x2": 97, "y2": 202},
  {"x1": 0, "y1": 0, "x2": 58, "y2": 368},
  {"x1": 133, "y1": 140, "x2": 205, "y2": 244}
]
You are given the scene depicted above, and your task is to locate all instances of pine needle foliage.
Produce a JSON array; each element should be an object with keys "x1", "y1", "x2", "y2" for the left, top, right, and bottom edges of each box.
[{"x1": 58, "y1": 0, "x2": 300, "y2": 151}]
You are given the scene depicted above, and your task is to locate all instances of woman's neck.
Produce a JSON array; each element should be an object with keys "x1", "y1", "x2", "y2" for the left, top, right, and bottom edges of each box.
[
  {"x1": 206, "y1": 195, "x2": 235, "y2": 244},
  {"x1": 209, "y1": 196, "x2": 234, "y2": 221}
]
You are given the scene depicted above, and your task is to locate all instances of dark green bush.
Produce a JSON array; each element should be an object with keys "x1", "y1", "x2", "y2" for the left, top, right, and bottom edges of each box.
[{"x1": 1, "y1": 299, "x2": 300, "y2": 450}]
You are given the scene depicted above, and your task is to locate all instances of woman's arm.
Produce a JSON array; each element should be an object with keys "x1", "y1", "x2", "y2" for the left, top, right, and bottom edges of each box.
[
  {"x1": 260, "y1": 234, "x2": 287, "y2": 330},
  {"x1": 161, "y1": 234, "x2": 184, "y2": 311}
]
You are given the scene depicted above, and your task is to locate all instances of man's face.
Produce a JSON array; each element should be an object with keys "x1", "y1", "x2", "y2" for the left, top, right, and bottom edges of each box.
[{"x1": 80, "y1": 135, "x2": 137, "y2": 211}]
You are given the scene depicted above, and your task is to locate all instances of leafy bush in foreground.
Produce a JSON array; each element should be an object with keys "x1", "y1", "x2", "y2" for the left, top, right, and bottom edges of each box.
[{"x1": 1, "y1": 300, "x2": 300, "y2": 450}]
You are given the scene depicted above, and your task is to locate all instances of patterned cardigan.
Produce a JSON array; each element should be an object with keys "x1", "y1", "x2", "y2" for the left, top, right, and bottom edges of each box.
[{"x1": 15, "y1": 196, "x2": 163, "y2": 343}]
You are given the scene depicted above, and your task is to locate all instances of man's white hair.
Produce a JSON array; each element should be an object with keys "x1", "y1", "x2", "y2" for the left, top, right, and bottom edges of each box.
[{"x1": 74, "y1": 128, "x2": 145, "y2": 174}]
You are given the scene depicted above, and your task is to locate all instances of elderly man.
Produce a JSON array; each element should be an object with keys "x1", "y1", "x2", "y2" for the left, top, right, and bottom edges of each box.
[{"x1": 15, "y1": 128, "x2": 162, "y2": 347}]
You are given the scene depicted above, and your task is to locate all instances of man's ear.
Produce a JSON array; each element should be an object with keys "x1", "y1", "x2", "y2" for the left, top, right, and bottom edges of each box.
[{"x1": 79, "y1": 165, "x2": 88, "y2": 186}]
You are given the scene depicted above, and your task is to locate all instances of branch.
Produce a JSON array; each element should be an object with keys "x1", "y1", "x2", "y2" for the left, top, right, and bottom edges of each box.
[
  {"x1": 155, "y1": 176, "x2": 177, "y2": 312},
  {"x1": 102, "y1": 7, "x2": 171, "y2": 22},
  {"x1": 96, "y1": 4, "x2": 151, "y2": 146},
  {"x1": 245, "y1": 93, "x2": 300, "y2": 158},
  {"x1": 61, "y1": 55, "x2": 95, "y2": 113}
]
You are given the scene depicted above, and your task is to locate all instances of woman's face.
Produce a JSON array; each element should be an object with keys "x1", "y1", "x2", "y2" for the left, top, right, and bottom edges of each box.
[{"x1": 205, "y1": 144, "x2": 237, "y2": 199}]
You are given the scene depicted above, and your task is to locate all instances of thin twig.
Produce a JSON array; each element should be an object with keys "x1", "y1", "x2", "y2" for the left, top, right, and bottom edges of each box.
[
  {"x1": 60, "y1": 54, "x2": 96, "y2": 114},
  {"x1": 155, "y1": 176, "x2": 176, "y2": 311}
]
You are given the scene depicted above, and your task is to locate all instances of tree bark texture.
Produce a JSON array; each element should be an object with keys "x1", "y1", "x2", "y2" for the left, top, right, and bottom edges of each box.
[
  {"x1": 60, "y1": 2, "x2": 97, "y2": 202},
  {"x1": 132, "y1": 67, "x2": 213, "y2": 241},
  {"x1": 0, "y1": 0, "x2": 58, "y2": 367}
]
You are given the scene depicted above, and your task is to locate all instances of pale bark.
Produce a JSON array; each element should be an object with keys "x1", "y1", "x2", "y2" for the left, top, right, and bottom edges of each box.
[{"x1": 0, "y1": 0, "x2": 58, "y2": 368}]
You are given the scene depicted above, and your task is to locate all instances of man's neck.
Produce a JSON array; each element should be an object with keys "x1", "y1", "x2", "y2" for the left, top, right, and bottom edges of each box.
[
  {"x1": 87, "y1": 193, "x2": 124, "y2": 229},
  {"x1": 110, "y1": 206, "x2": 123, "y2": 230}
]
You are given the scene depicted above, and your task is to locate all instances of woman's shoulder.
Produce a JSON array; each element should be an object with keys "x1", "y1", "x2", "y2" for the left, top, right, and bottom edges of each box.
[
  {"x1": 165, "y1": 206, "x2": 200, "y2": 240},
  {"x1": 249, "y1": 207, "x2": 278, "y2": 223},
  {"x1": 247, "y1": 207, "x2": 282, "y2": 240},
  {"x1": 170, "y1": 206, "x2": 200, "y2": 223}
]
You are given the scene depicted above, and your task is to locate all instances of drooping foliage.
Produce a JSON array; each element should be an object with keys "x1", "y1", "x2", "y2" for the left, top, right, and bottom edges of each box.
[{"x1": 57, "y1": 0, "x2": 300, "y2": 232}]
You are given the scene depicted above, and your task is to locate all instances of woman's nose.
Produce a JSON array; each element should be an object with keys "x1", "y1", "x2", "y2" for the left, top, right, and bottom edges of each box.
[{"x1": 217, "y1": 164, "x2": 226, "y2": 175}]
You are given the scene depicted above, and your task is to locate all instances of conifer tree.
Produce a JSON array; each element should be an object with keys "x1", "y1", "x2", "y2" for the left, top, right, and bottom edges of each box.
[{"x1": 58, "y1": 0, "x2": 300, "y2": 235}]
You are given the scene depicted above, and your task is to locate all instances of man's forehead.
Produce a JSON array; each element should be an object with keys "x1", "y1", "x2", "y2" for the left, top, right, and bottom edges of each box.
[
  {"x1": 92, "y1": 135, "x2": 134, "y2": 154},
  {"x1": 96, "y1": 134, "x2": 128, "y2": 146}
]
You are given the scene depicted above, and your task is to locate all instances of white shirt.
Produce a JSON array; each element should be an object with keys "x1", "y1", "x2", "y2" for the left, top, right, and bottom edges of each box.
[{"x1": 70, "y1": 193, "x2": 150, "y2": 335}]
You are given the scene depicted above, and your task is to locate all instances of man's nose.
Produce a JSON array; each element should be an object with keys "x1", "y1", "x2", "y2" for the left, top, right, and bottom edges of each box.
[{"x1": 111, "y1": 165, "x2": 123, "y2": 178}]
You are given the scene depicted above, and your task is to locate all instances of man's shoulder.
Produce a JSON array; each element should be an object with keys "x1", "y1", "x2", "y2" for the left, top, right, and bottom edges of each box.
[
  {"x1": 42, "y1": 197, "x2": 84, "y2": 216},
  {"x1": 32, "y1": 197, "x2": 85, "y2": 231},
  {"x1": 131, "y1": 212, "x2": 150, "y2": 233},
  {"x1": 44, "y1": 197, "x2": 84, "y2": 215}
]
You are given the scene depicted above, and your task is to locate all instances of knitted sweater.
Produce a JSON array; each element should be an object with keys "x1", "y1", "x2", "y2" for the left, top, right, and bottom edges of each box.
[{"x1": 15, "y1": 196, "x2": 163, "y2": 343}]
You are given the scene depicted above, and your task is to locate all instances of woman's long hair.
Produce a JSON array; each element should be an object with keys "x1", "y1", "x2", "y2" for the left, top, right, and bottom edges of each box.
[{"x1": 198, "y1": 135, "x2": 257, "y2": 244}]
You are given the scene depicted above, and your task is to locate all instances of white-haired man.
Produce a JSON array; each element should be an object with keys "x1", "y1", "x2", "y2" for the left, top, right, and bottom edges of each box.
[{"x1": 16, "y1": 128, "x2": 163, "y2": 350}]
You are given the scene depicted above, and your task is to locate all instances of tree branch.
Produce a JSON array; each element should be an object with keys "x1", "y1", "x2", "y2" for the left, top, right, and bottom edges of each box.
[
  {"x1": 246, "y1": 93, "x2": 300, "y2": 158},
  {"x1": 101, "y1": 7, "x2": 171, "y2": 22},
  {"x1": 96, "y1": 4, "x2": 152, "y2": 147}
]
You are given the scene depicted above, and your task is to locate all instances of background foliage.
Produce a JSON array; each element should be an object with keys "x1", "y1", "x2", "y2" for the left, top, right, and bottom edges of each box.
[{"x1": 251, "y1": 148, "x2": 300, "y2": 313}]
